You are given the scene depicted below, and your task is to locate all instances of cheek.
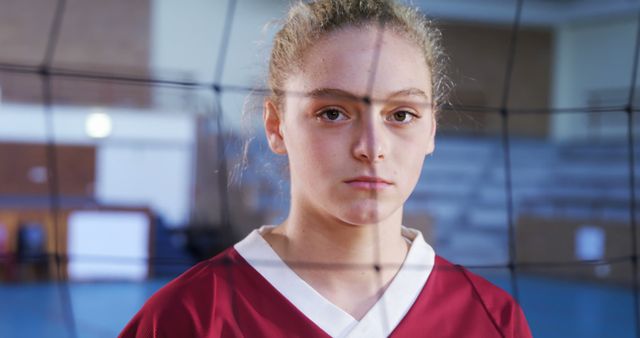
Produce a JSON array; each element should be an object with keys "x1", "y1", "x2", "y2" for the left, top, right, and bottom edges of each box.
[
  {"x1": 394, "y1": 137, "x2": 427, "y2": 183},
  {"x1": 286, "y1": 127, "x2": 344, "y2": 176}
]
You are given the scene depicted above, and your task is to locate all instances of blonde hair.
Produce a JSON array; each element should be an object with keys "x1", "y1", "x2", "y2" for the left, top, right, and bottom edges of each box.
[
  {"x1": 234, "y1": 0, "x2": 448, "y2": 187},
  {"x1": 268, "y1": 0, "x2": 449, "y2": 114}
]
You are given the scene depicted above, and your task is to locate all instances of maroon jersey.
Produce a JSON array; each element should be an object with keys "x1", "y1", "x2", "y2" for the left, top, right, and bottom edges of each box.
[{"x1": 120, "y1": 227, "x2": 532, "y2": 338}]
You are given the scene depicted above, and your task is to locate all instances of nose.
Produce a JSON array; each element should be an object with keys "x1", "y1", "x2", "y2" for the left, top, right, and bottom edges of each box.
[{"x1": 351, "y1": 114, "x2": 387, "y2": 163}]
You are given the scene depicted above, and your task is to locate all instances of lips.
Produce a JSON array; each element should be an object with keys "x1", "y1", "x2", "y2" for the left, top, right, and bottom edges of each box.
[{"x1": 344, "y1": 176, "x2": 393, "y2": 190}]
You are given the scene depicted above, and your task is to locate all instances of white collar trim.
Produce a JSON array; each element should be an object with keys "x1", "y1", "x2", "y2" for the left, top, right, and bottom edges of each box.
[{"x1": 234, "y1": 226, "x2": 435, "y2": 338}]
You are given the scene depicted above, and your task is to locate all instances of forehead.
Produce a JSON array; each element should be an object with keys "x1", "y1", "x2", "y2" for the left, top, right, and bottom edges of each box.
[{"x1": 286, "y1": 25, "x2": 432, "y2": 101}]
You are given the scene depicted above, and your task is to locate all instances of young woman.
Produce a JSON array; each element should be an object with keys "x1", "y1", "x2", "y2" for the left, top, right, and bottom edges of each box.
[{"x1": 120, "y1": 1, "x2": 532, "y2": 337}]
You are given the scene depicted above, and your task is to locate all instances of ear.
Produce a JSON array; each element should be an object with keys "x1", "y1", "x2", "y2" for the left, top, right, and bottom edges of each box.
[
  {"x1": 425, "y1": 113, "x2": 437, "y2": 155},
  {"x1": 263, "y1": 100, "x2": 287, "y2": 155}
]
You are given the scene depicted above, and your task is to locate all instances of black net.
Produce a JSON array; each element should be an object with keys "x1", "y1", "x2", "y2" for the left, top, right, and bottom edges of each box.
[{"x1": 1, "y1": 0, "x2": 639, "y2": 337}]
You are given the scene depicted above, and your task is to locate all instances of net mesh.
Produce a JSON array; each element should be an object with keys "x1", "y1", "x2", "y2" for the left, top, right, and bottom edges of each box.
[{"x1": 0, "y1": 0, "x2": 639, "y2": 337}]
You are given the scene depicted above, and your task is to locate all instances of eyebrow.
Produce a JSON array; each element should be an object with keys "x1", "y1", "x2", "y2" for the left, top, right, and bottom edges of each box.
[
  {"x1": 305, "y1": 87, "x2": 430, "y2": 104},
  {"x1": 306, "y1": 88, "x2": 360, "y2": 102},
  {"x1": 387, "y1": 88, "x2": 430, "y2": 101}
]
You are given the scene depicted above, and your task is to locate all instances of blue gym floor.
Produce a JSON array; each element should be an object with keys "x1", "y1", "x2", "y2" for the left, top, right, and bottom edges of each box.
[{"x1": 0, "y1": 274, "x2": 634, "y2": 338}]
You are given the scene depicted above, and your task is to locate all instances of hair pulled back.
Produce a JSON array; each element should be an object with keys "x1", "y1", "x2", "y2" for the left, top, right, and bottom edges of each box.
[{"x1": 268, "y1": 0, "x2": 449, "y2": 114}]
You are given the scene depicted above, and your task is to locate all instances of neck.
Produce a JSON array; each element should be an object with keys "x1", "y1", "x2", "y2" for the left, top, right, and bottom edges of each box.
[
  {"x1": 274, "y1": 202, "x2": 407, "y2": 266},
  {"x1": 261, "y1": 196, "x2": 411, "y2": 320}
]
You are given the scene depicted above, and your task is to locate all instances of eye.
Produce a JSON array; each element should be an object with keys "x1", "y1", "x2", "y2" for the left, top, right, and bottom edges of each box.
[
  {"x1": 387, "y1": 110, "x2": 418, "y2": 124},
  {"x1": 317, "y1": 107, "x2": 349, "y2": 122}
]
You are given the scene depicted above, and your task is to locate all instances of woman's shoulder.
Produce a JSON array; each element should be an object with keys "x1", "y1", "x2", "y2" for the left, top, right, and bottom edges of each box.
[
  {"x1": 149, "y1": 247, "x2": 244, "y2": 299},
  {"x1": 118, "y1": 246, "x2": 245, "y2": 337},
  {"x1": 424, "y1": 255, "x2": 532, "y2": 338},
  {"x1": 432, "y1": 255, "x2": 515, "y2": 303}
]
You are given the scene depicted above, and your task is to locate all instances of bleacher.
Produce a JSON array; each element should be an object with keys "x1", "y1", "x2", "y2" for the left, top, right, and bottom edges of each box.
[{"x1": 411, "y1": 135, "x2": 640, "y2": 267}]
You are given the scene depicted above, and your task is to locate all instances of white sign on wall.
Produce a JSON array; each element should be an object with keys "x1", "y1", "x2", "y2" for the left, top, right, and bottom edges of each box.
[{"x1": 67, "y1": 210, "x2": 150, "y2": 281}]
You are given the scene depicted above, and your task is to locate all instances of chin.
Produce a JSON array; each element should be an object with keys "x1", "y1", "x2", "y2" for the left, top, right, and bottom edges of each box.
[{"x1": 338, "y1": 203, "x2": 395, "y2": 226}]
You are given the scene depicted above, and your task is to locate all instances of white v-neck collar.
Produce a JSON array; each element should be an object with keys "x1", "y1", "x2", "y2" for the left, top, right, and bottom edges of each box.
[{"x1": 234, "y1": 225, "x2": 435, "y2": 338}]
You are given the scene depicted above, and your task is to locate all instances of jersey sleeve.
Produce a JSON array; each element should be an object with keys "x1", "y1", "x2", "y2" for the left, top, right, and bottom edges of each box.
[
  {"x1": 118, "y1": 308, "x2": 168, "y2": 338},
  {"x1": 465, "y1": 269, "x2": 533, "y2": 338},
  {"x1": 118, "y1": 261, "x2": 216, "y2": 338},
  {"x1": 118, "y1": 295, "x2": 199, "y2": 338},
  {"x1": 510, "y1": 300, "x2": 533, "y2": 338}
]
